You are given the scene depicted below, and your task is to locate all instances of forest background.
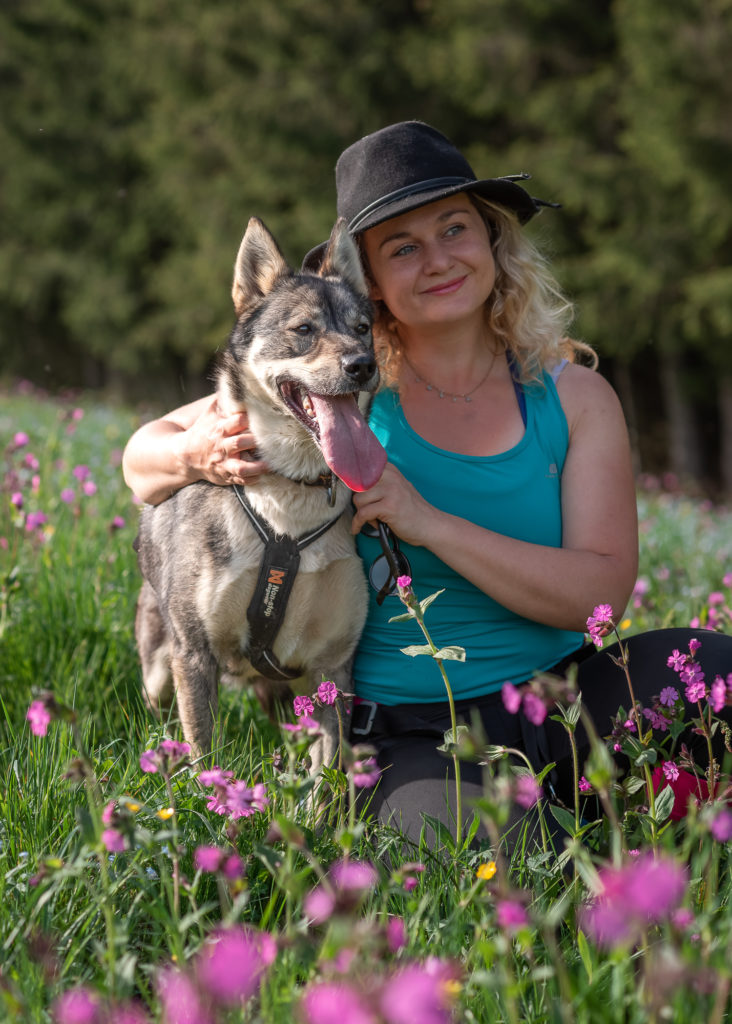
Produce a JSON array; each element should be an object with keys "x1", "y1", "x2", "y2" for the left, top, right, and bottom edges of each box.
[{"x1": 2, "y1": 0, "x2": 731, "y2": 495}]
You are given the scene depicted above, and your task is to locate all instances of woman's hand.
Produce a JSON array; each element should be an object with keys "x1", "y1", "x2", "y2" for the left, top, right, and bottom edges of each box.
[
  {"x1": 350, "y1": 462, "x2": 437, "y2": 545},
  {"x1": 174, "y1": 395, "x2": 267, "y2": 488}
]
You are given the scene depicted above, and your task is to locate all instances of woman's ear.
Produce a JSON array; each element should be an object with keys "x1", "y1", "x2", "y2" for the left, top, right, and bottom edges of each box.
[{"x1": 369, "y1": 282, "x2": 383, "y2": 302}]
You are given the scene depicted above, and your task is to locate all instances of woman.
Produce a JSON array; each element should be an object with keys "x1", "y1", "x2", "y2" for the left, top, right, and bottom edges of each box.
[{"x1": 123, "y1": 121, "x2": 639, "y2": 843}]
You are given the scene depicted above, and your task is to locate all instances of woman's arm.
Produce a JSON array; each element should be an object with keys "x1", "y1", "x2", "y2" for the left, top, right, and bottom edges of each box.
[
  {"x1": 122, "y1": 394, "x2": 267, "y2": 505},
  {"x1": 351, "y1": 365, "x2": 638, "y2": 633}
]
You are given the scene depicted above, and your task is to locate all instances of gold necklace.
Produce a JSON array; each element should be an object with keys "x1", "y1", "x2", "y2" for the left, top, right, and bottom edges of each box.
[{"x1": 402, "y1": 346, "x2": 499, "y2": 404}]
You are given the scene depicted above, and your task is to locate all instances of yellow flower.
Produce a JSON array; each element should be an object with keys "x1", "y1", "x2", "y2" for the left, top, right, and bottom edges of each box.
[
  {"x1": 476, "y1": 861, "x2": 497, "y2": 881},
  {"x1": 156, "y1": 807, "x2": 175, "y2": 820},
  {"x1": 124, "y1": 800, "x2": 141, "y2": 813},
  {"x1": 620, "y1": 618, "x2": 632, "y2": 631}
]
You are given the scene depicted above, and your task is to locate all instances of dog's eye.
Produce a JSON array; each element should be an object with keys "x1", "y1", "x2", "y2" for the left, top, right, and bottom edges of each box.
[
  {"x1": 355, "y1": 322, "x2": 370, "y2": 335},
  {"x1": 293, "y1": 324, "x2": 313, "y2": 335}
]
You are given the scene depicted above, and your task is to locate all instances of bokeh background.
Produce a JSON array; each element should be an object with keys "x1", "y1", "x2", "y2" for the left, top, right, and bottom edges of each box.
[{"x1": 2, "y1": 0, "x2": 731, "y2": 494}]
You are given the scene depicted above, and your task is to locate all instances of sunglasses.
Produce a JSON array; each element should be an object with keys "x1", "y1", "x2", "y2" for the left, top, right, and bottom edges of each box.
[{"x1": 360, "y1": 520, "x2": 412, "y2": 605}]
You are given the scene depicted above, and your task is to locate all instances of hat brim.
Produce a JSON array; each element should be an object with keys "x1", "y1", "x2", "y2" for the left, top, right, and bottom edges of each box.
[{"x1": 301, "y1": 178, "x2": 544, "y2": 273}]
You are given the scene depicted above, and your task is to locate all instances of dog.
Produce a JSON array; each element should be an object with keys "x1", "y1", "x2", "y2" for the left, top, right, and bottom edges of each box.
[{"x1": 134, "y1": 216, "x2": 387, "y2": 771}]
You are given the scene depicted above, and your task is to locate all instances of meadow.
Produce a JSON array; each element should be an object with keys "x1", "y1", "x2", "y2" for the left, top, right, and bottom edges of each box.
[{"x1": 1, "y1": 384, "x2": 731, "y2": 1023}]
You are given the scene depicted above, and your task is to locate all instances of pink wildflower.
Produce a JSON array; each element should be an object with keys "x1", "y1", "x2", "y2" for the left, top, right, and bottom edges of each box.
[
  {"x1": 25, "y1": 510, "x2": 48, "y2": 531},
  {"x1": 158, "y1": 968, "x2": 214, "y2": 1024},
  {"x1": 386, "y1": 916, "x2": 407, "y2": 953},
  {"x1": 579, "y1": 776, "x2": 592, "y2": 793},
  {"x1": 514, "y1": 774, "x2": 542, "y2": 809},
  {"x1": 662, "y1": 761, "x2": 680, "y2": 782},
  {"x1": 140, "y1": 739, "x2": 190, "y2": 775},
  {"x1": 102, "y1": 828, "x2": 127, "y2": 853},
  {"x1": 52, "y1": 987, "x2": 101, "y2": 1024},
  {"x1": 522, "y1": 692, "x2": 547, "y2": 726},
  {"x1": 196, "y1": 926, "x2": 276, "y2": 1005},
  {"x1": 351, "y1": 753, "x2": 380, "y2": 788},
  {"x1": 197, "y1": 767, "x2": 233, "y2": 787},
  {"x1": 496, "y1": 899, "x2": 529, "y2": 932},
  {"x1": 303, "y1": 885, "x2": 337, "y2": 925},
  {"x1": 586, "y1": 604, "x2": 614, "y2": 647},
  {"x1": 10, "y1": 491, "x2": 23, "y2": 509},
  {"x1": 24, "y1": 453, "x2": 39, "y2": 470},
  {"x1": 396, "y1": 575, "x2": 412, "y2": 589},
  {"x1": 224, "y1": 780, "x2": 269, "y2": 819},
  {"x1": 194, "y1": 846, "x2": 224, "y2": 873},
  {"x1": 667, "y1": 649, "x2": 687, "y2": 672},
  {"x1": 317, "y1": 680, "x2": 338, "y2": 705},
  {"x1": 659, "y1": 686, "x2": 679, "y2": 707},
  {"x1": 82, "y1": 481, "x2": 97, "y2": 497},
  {"x1": 72, "y1": 464, "x2": 91, "y2": 482},
  {"x1": 685, "y1": 678, "x2": 707, "y2": 704},
  {"x1": 709, "y1": 807, "x2": 732, "y2": 842},
  {"x1": 379, "y1": 960, "x2": 458, "y2": 1024},
  {"x1": 110, "y1": 516, "x2": 126, "y2": 530},
  {"x1": 301, "y1": 982, "x2": 376, "y2": 1024},
  {"x1": 27, "y1": 700, "x2": 52, "y2": 736},
  {"x1": 60, "y1": 488, "x2": 75, "y2": 504},
  {"x1": 709, "y1": 676, "x2": 727, "y2": 713},
  {"x1": 501, "y1": 682, "x2": 522, "y2": 714},
  {"x1": 293, "y1": 695, "x2": 315, "y2": 717},
  {"x1": 331, "y1": 859, "x2": 378, "y2": 894},
  {"x1": 12, "y1": 431, "x2": 29, "y2": 449}
]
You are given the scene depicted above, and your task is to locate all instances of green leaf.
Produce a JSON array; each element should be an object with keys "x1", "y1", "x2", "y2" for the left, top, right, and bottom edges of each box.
[
  {"x1": 634, "y1": 748, "x2": 658, "y2": 767},
  {"x1": 419, "y1": 590, "x2": 445, "y2": 613},
  {"x1": 549, "y1": 803, "x2": 580, "y2": 839},
  {"x1": 652, "y1": 782, "x2": 675, "y2": 824},
  {"x1": 400, "y1": 644, "x2": 434, "y2": 658},
  {"x1": 432, "y1": 645, "x2": 466, "y2": 662},
  {"x1": 577, "y1": 929, "x2": 594, "y2": 982},
  {"x1": 388, "y1": 612, "x2": 414, "y2": 623}
]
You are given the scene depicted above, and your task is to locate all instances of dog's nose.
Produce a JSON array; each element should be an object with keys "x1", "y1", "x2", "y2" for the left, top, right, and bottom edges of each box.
[{"x1": 342, "y1": 353, "x2": 376, "y2": 386}]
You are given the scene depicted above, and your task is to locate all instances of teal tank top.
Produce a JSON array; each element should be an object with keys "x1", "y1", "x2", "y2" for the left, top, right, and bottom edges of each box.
[{"x1": 353, "y1": 370, "x2": 585, "y2": 704}]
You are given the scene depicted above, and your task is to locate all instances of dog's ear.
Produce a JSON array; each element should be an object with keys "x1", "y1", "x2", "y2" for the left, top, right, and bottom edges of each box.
[
  {"x1": 319, "y1": 219, "x2": 369, "y2": 297},
  {"x1": 232, "y1": 218, "x2": 292, "y2": 317}
]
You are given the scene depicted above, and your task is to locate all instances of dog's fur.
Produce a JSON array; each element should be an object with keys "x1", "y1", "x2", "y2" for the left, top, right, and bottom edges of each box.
[{"x1": 135, "y1": 217, "x2": 385, "y2": 769}]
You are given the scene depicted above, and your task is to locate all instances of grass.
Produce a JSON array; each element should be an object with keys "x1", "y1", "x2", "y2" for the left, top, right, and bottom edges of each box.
[{"x1": 1, "y1": 383, "x2": 731, "y2": 1023}]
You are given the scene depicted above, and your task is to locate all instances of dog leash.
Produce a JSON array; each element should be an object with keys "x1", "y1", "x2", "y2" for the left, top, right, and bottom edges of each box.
[{"x1": 231, "y1": 484, "x2": 343, "y2": 681}]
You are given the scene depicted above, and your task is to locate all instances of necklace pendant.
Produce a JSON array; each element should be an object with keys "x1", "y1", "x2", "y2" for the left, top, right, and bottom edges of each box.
[
  {"x1": 451, "y1": 396, "x2": 458, "y2": 403},
  {"x1": 438, "y1": 390, "x2": 445, "y2": 399},
  {"x1": 426, "y1": 384, "x2": 433, "y2": 391},
  {"x1": 465, "y1": 396, "x2": 472, "y2": 403}
]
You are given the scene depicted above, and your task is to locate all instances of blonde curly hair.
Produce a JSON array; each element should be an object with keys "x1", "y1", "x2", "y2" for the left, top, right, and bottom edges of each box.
[{"x1": 360, "y1": 194, "x2": 597, "y2": 389}]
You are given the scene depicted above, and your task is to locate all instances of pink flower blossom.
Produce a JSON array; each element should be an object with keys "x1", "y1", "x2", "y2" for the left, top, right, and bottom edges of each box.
[
  {"x1": 101, "y1": 801, "x2": 117, "y2": 825},
  {"x1": 331, "y1": 859, "x2": 378, "y2": 895},
  {"x1": 685, "y1": 679, "x2": 707, "y2": 704},
  {"x1": 82, "y1": 480, "x2": 97, "y2": 497},
  {"x1": 501, "y1": 682, "x2": 522, "y2": 714},
  {"x1": 60, "y1": 488, "x2": 75, "y2": 504},
  {"x1": 396, "y1": 575, "x2": 412, "y2": 589},
  {"x1": 194, "y1": 846, "x2": 224, "y2": 873},
  {"x1": 24, "y1": 453, "x2": 39, "y2": 470},
  {"x1": 111, "y1": 516, "x2": 126, "y2": 530},
  {"x1": 667, "y1": 649, "x2": 687, "y2": 672},
  {"x1": 317, "y1": 680, "x2": 338, "y2": 705},
  {"x1": 158, "y1": 968, "x2": 214, "y2": 1024},
  {"x1": 25, "y1": 510, "x2": 48, "y2": 531},
  {"x1": 11, "y1": 491, "x2": 23, "y2": 509},
  {"x1": 379, "y1": 960, "x2": 458, "y2": 1024},
  {"x1": 197, "y1": 767, "x2": 233, "y2": 787},
  {"x1": 514, "y1": 775, "x2": 542, "y2": 809},
  {"x1": 709, "y1": 676, "x2": 727, "y2": 713},
  {"x1": 662, "y1": 761, "x2": 680, "y2": 782},
  {"x1": 72, "y1": 464, "x2": 91, "y2": 482},
  {"x1": 140, "y1": 740, "x2": 190, "y2": 774},
  {"x1": 688, "y1": 638, "x2": 701, "y2": 655},
  {"x1": 496, "y1": 899, "x2": 529, "y2": 932},
  {"x1": 579, "y1": 776, "x2": 592, "y2": 793},
  {"x1": 301, "y1": 982, "x2": 376, "y2": 1024},
  {"x1": 27, "y1": 700, "x2": 51, "y2": 736},
  {"x1": 521, "y1": 692, "x2": 547, "y2": 726},
  {"x1": 352, "y1": 753, "x2": 380, "y2": 788},
  {"x1": 52, "y1": 986, "x2": 101, "y2": 1024},
  {"x1": 659, "y1": 686, "x2": 679, "y2": 707},
  {"x1": 102, "y1": 828, "x2": 127, "y2": 853},
  {"x1": 224, "y1": 780, "x2": 269, "y2": 819},
  {"x1": 293, "y1": 695, "x2": 315, "y2": 717},
  {"x1": 386, "y1": 916, "x2": 407, "y2": 953},
  {"x1": 12, "y1": 431, "x2": 29, "y2": 449},
  {"x1": 709, "y1": 807, "x2": 732, "y2": 842},
  {"x1": 196, "y1": 926, "x2": 276, "y2": 1005},
  {"x1": 304, "y1": 885, "x2": 337, "y2": 924}
]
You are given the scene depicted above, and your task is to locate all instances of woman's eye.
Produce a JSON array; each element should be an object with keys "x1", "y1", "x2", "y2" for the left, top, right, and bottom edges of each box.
[
  {"x1": 392, "y1": 244, "x2": 417, "y2": 257},
  {"x1": 445, "y1": 223, "x2": 465, "y2": 237}
]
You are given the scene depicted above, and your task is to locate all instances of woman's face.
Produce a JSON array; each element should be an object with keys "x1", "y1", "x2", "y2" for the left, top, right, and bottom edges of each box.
[{"x1": 361, "y1": 194, "x2": 496, "y2": 334}]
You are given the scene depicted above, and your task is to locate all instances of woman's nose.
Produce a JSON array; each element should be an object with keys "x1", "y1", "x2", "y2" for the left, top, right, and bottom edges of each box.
[{"x1": 421, "y1": 240, "x2": 453, "y2": 273}]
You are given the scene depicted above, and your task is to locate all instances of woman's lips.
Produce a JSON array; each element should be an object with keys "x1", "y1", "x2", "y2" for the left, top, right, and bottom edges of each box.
[{"x1": 422, "y1": 276, "x2": 466, "y2": 295}]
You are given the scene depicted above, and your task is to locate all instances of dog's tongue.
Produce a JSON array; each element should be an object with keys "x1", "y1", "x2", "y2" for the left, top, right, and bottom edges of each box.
[{"x1": 309, "y1": 393, "x2": 387, "y2": 492}]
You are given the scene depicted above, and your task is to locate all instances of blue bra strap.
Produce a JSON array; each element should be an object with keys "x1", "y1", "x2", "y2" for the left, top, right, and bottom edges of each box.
[{"x1": 506, "y1": 350, "x2": 527, "y2": 427}]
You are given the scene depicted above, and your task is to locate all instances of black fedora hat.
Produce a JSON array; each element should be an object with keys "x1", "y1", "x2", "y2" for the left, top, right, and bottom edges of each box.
[{"x1": 302, "y1": 121, "x2": 558, "y2": 271}]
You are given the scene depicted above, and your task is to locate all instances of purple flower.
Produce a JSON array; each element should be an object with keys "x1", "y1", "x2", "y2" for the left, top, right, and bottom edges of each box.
[
  {"x1": 514, "y1": 775, "x2": 542, "y2": 809},
  {"x1": 24, "y1": 453, "x2": 39, "y2": 470},
  {"x1": 709, "y1": 807, "x2": 732, "y2": 842},
  {"x1": 352, "y1": 753, "x2": 380, "y2": 789},
  {"x1": 303, "y1": 885, "x2": 336, "y2": 925},
  {"x1": 52, "y1": 987, "x2": 100, "y2": 1024},
  {"x1": 27, "y1": 700, "x2": 51, "y2": 736},
  {"x1": 72, "y1": 464, "x2": 91, "y2": 482},
  {"x1": 224, "y1": 780, "x2": 269, "y2": 819},
  {"x1": 496, "y1": 899, "x2": 529, "y2": 932},
  {"x1": 662, "y1": 761, "x2": 680, "y2": 782},
  {"x1": 293, "y1": 695, "x2": 315, "y2": 717},
  {"x1": 379, "y1": 960, "x2": 458, "y2": 1024},
  {"x1": 586, "y1": 604, "x2": 614, "y2": 647},
  {"x1": 82, "y1": 481, "x2": 97, "y2": 497},
  {"x1": 709, "y1": 675, "x2": 727, "y2": 713},
  {"x1": 140, "y1": 740, "x2": 190, "y2": 775},
  {"x1": 12, "y1": 431, "x2": 29, "y2": 449},
  {"x1": 158, "y1": 969, "x2": 214, "y2": 1024},
  {"x1": 317, "y1": 680, "x2": 338, "y2": 705},
  {"x1": 25, "y1": 510, "x2": 48, "y2": 531},
  {"x1": 501, "y1": 682, "x2": 522, "y2": 714},
  {"x1": 579, "y1": 776, "x2": 592, "y2": 793},
  {"x1": 197, "y1": 767, "x2": 233, "y2": 787},
  {"x1": 658, "y1": 686, "x2": 679, "y2": 707},
  {"x1": 110, "y1": 516, "x2": 126, "y2": 530},
  {"x1": 685, "y1": 679, "x2": 707, "y2": 704},
  {"x1": 396, "y1": 575, "x2": 412, "y2": 589},
  {"x1": 60, "y1": 488, "x2": 76, "y2": 504},
  {"x1": 667, "y1": 649, "x2": 687, "y2": 672},
  {"x1": 331, "y1": 859, "x2": 378, "y2": 894},
  {"x1": 521, "y1": 692, "x2": 547, "y2": 726},
  {"x1": 194, "y1": 846, "x2": 224, "y2": 873},
  {"x1": 196, "y1": 926, "x2": 276, "y2": 1005},
  {"x1": 10, "y1": 491, "x2": 23, "y2": 509},
  {"x1": 688, "y1": 638, "x2": 701, "y2": 655},
  {"x1": 386, "y1": 916, "x2": 407, "y2": 953},
  {"x1": 102, "y1": 828, "x2": 127, "y2": 853},
  {"x1": 301, "y1": 982, "x2": 376, "y2": 1024}
]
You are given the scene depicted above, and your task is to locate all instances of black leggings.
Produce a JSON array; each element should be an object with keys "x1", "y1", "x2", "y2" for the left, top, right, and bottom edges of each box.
[{"x1": 351, "y1": 629, "x2": 732, "y2": 847}]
